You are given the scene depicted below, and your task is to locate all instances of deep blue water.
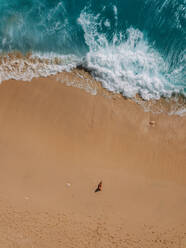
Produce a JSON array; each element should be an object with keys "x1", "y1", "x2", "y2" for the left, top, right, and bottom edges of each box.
[{"x1": 0, "y1": 0, "x2": 185, "y2": 100}]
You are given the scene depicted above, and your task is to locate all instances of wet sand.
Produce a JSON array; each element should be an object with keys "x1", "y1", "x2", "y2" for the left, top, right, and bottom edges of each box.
[{"x1": 0, "y1": 69, "x2": 186, "y2": 247}]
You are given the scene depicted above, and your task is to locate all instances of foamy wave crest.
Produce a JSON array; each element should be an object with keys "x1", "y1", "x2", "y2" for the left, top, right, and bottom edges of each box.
[
  {"x1": 78, "y1": 8, "x2": 184, "y2": 100},
  {"x1": 0, "y1": 52, "x2": 80, "y2": 82}
]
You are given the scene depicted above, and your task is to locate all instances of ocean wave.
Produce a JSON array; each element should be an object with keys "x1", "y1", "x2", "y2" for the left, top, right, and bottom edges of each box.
[
  {"x1": 0, "y1": 0, "x2": 185, "y2": 103},
  {"x1": 78, "y1": 8, "x2": 185, "y2": 100},
  {"x1": 0, "y1": 52, "x2": 80, "y2": 82}
]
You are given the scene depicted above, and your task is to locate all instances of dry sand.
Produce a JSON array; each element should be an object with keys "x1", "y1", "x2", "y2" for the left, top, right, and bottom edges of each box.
[{"x1": 0, "y1": 69, "x2": 186, "y2": 247}]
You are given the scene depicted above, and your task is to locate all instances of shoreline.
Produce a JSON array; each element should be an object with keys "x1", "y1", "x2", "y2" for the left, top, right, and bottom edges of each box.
[
  {"x1": 0, "y1": 51, "x2": 186, "y2": 116},
  {"x1": 0, "y1": 71, "x2": 186, "y2": 247}
]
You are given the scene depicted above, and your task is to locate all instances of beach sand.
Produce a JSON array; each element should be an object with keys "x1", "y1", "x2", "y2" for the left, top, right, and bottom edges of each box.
[{"x1": 0, "y1": 69, "x2": 186, "y2": 247}]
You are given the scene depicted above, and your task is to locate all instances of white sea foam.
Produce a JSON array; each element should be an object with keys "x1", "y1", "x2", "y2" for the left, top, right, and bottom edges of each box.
[
  {"x1": 175, "y1": 109, "x2": 186, "y2": 117},
  {"x1": 78, "y1": 9, "x2": 180, "y2": 100},
  {"x1": 0, "y1": 52, "x2": 80, "y2": 83}
]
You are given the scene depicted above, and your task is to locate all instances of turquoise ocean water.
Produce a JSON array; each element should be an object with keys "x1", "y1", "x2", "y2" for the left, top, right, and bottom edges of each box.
[{"x1": 0, "y1": 0, "x2": 185, "y2": 101}]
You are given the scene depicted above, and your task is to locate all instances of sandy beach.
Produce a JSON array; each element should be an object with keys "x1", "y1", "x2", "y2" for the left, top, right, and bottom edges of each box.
[{"x1": 0, "y1": 69, "x2": 186, "y2": 247}]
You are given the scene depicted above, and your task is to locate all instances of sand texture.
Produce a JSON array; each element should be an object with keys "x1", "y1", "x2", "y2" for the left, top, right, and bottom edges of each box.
[{"x1": 0, "y1": 69, "x2": 186, "y2": 247}]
